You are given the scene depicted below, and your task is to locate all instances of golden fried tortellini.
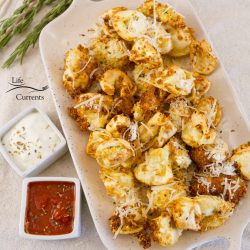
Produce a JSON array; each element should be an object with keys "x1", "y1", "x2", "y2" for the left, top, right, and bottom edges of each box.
[
  {"x1": 181, "y1": 111, "x2": 217, "y2": 147},
  {"x1": 86, "y1": 130, "x2": 112, "y2": 157},
  {"x1": 90, "y1": 36, "x2": 129, "y2": 69},
  {"x1": 63, "y1": 44, "x2": 97, "y2": 97},
  {"x1": 69, "y1": 93, "x2": 113, "y2": 131},
  {"x1": 138, "y1": 112, "x2": 177, "y2": 149},
  {"x1": 110, "y1": 196, "x2": 147, "y2": 235},
  {"x1": 168, "y1": 26, "x2": 193, "y2": 57},
  {"x1": 150, "y1": 212, "x2": 183, "y2": 246},
  {"x1": 196, "y1": 96, "x2": 222, "y2": 127},
  {"x1": 137, "y1": 0, "x2": 186, "y2": 29},
  {"x1": 130, "y1": 37, "x2": 163, "y2": 69},
  {"x1": 230, "y1": 143, "x2": 250, "y2": 180},
  {"x1": 147, "y1": 180, "x2": 187, "y2": 212},
  {"x1": 151, "y1": 65, "x2": 195, "y2": 96},
  {"x1": 190, "y1": 137, "x2": 229, "y2": 168},
  {"x1": 132, "y1": 85, "x2": 162, "y2": 121},
  {"x1": 170, "y1": 196, "x2": 234, "y2": 231},
  {"x1": 168, "y1": 97, "x2": 193, "y2": 132},
  {"x1": 100, "y1": 168, "x2": 135, "y2": 202},
  {"x1": 106, "y1": 114, "x2": 131, "y2": 138},
  {"x1": 166, "y1": 137, "x2": 192, "y2": 169},
  {"x1": 101, "y1": 7, "x2": 128, "y2": 37},
  {"x1": 194, "y1": 195, "x2": 234, "y2": 231},
  {"x1": 134, "y1": 147, "x2": 173, "y2": 185},
  {"x1": 112, "y1": 10, "x2": 148, "y2": 41},
  {"x1": 96, "y1": 138, "x2": 135, "y2": 169},
  {"x1": 99, "y1": 69, "x2": 137, "y2": 97},
  {"x1": 170, "y1": 196, "x2": 202, "y2": 231},
  {"x1": 190, "y1": 39, "x2": 218, "y2": 75},
  {"x1": 146, "y1": 22, "x2": 173, "y2": 54},
  {"x1": 188, "y1": 73, "x2": 211, "y2": 104}
]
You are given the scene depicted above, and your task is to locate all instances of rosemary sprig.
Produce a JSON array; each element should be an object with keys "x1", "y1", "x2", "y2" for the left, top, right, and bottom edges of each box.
[
  {"x1": 2, "y1": 0, "x2": 73, "y2": 68},
  {"x1": 0, "y1": 0, "x2": 57, "y2": 49}
]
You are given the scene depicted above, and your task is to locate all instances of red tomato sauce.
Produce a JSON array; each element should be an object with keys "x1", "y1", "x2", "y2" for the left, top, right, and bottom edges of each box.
[{"x1": 25, "y1": 181, "x2": 75, "y2": 235}]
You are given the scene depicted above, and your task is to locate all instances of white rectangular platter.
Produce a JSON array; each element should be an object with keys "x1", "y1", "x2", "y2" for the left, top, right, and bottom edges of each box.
[{"x1": 39, "y1": 0, "x2": 250, "y2": 249}]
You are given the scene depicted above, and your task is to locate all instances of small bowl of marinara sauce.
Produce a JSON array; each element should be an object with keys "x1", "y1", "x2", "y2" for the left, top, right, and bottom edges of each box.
[{"x1": 19, "y1": 177, "x2": 81, "y2": 240}]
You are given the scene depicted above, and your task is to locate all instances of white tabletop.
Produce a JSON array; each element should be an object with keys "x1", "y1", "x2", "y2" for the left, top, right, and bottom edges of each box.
[{"x1": 0, "y1": 0, "x2": 250, "y2": 249}]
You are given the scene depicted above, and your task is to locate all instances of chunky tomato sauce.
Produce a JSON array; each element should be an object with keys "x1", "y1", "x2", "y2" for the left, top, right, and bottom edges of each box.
[{"x1": 25, "y1": 181, "x2": 75, "y2": 235}]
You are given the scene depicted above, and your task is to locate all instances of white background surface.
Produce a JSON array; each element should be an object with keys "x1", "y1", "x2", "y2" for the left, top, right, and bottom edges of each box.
[{"x1": 0, "y1": 0, "x2": 250, "y2": 249}]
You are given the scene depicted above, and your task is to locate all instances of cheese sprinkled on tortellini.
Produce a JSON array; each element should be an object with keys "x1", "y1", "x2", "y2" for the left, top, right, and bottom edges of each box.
[
  {"x1": 190, "y1": 39, "x2": 218, "y2": 75},
  {"x1": 63, "y1": 1, "x2": 249, "y2": 248}
]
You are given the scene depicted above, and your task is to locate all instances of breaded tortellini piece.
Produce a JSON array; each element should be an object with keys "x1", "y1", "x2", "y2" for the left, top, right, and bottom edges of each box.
[
  {"x1": 100, "y1": 7, "x2": 128, "y2": 37},
  {"x1": 68, "y1": 93, "x2": 113, "y2": 131},
  {"x1": 168, "y1": 97, "x2": 193, "y2": 132},
  {"x1": 190, "y1": 39, "x2": 218, "y2": 75},
  {"x1": 151, "y1": 65, "x2": 195, "y2": 96},
  {"x1": 137, "y1": 0, "x2": 186, "y2": 29},
  {"x1": 100, "y1": 168, "x2": 135, "y2": 202},
  {"x1": 63, "y1": 44, "x2": 97, "y2": 97},
  {"x1": 112, "y1": 10, "x2": 148, "y2": 41},
  {"x1": 130, "y1": 37, "x2": 163, "y2": 69},
  {"x1": 138, "y1": 112, "x2": 177, "y2": 149},
  {"x1": 132, "y1": 85, "x2": 162, "y2": 121},
  {"x1": 190, "y1": 137, "x2": 229, "y2": 168},
  {"x1": 170, "y1": 196, "x2": 202, "y2": 231},
  {"x1": 196, "y1": 96, "x2": 222, "y2": 127},
  {"x1": 90, "y1": 36, "x2": 129, "y2": 69},
  {"x1": 147, "y1": 180, "x2": 187, "y2": 212},
  {"x1": 168, "y1": 26, "x2": 193, "y2": 57},
  {"x1": 106, "y1": 114, "x2": 131, "y2": 139},
  {"x1": 96, "y1": 138, "x2": 135, "y2": 169},
  {"x1": 181, "y1": 111, "x2": 217, "y2": 147},
  {"x1": 165, "y1": 137, "x2": 192, "y2": 169},
  {"x1": 188, "y1": 73, "x2": 211, "y2": 104},
  {"x1": 99, "y1": 69, "x2": 137, "y2": 97},
  {"x1": 194, "y1": 195, "x2": 234, "y2": 231},
  {"x1": 134, "y1": 146, "x2": 173, "y2": 185},
  {"x1": 191, "y1": 175, "x2": 247, "y2": 204},
  {"x1": 86, "y1": 130, "x2": 112, "y2": 157},
  {"x1": 150, "y1": 212, "x2": 183, "y2": 246},
  {"x1": 146, "y1": 22, "x2": 173, "y2": 54},
  {"x1": 230, "y1": 142, "x2": 250, "y2": 180},
  {"x1": 110, "y1": 196, "x2": 147, "y2": 235}
]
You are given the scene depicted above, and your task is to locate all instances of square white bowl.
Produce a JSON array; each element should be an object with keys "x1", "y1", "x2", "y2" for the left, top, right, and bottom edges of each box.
[
  {"x1": 19, "y1": 177, "x2": 81, "y2": 240},
  {"x1": 0, "y1": 106, "x2": 68, "y2": 177}
]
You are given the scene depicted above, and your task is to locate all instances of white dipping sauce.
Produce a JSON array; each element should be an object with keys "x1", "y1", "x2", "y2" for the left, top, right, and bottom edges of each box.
[{"x1": 2, "y1": 111, "x2": 61, "y2": 171}]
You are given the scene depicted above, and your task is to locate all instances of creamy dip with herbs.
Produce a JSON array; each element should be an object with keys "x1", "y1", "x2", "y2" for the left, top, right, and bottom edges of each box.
[{"x1": 2, "y1": 111, "x2": 61, "y2": 171}]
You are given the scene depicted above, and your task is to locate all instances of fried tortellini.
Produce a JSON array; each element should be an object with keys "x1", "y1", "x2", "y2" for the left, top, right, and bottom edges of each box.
[
  {"x1": 170, "y1": 196, "x2": 234, "y2": 231},
  {"x1": 190, "y1": 39, "x2": 218, "y2": 75},
  {"x1": 112, "y1": 10, "x2": 148, "y2": 41},
  {"x1": 150, "y1": 212, "x2": 183, "y2": 246},
  {"x1": 86, "y1": 130, "x2": 112, "y2": 157},
  {"x1": 90, "y1": 36, "x2": 129, "y2": 69},
  {"x1": 63, "y1": 45, "x2": 97, "y2": 97},
  {"x1": 130, "y1": 37, "x2": 163, "y2": 69},
  {"x1": 96, "y1": 138, "x2": 135, "y2": 169},
  {"x1": 99, "y1": 69, "x2": 137, "y2": 97},
  {"x1": 190, "y1": 137, "x2": 229, "y2": 168},
  {"x1": 134, "y1": 146, "x2": 173, "y2": 185},
  {"x1": 151, "y1": 65, "x2": 195, "y2": 96},
  {"x1": 181, "y1": 111, "x2": 217, "y2": 147},
  {"x1": 230, "y1": 143, "x2": 250, "y2": 180},
  {"x1": 68, "y1": 93, "x2": 113, "y2": 131},
  {"x1": 100, "y1": 168, "x2": 135, "y2": 202}
]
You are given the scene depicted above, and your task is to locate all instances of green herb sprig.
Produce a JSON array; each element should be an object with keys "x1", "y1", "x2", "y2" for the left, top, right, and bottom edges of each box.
[
  {"x1": 0, "y1": 0, "x2": 57, "y2": 49},
  {"x1": 1, "y1": 0, "x2": 72, "y2": 68}
]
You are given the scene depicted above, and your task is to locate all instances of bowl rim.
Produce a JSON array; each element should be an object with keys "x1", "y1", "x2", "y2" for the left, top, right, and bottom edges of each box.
[{"x1": 19, "y1": 177, "x2": 81, "y2": 240}]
